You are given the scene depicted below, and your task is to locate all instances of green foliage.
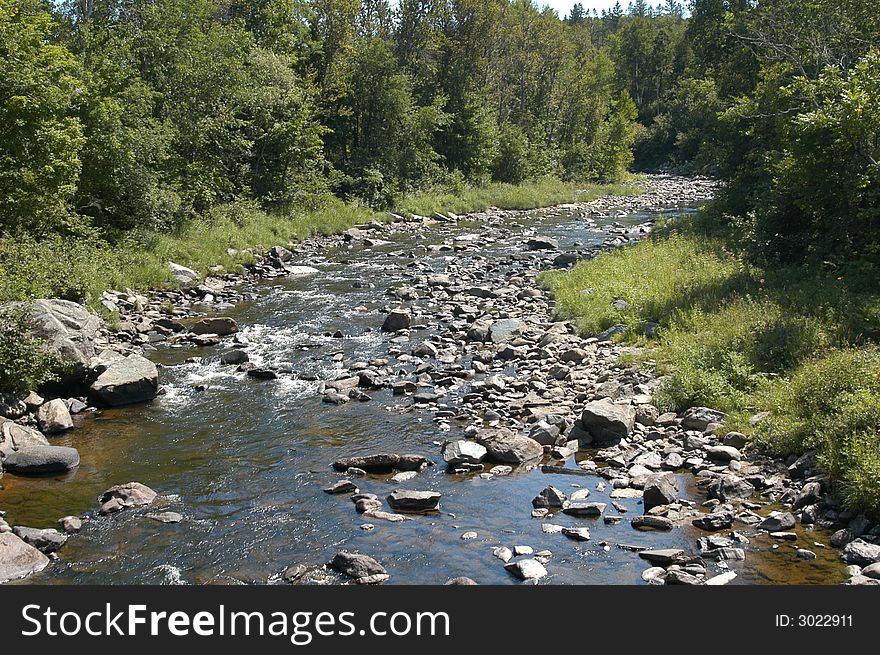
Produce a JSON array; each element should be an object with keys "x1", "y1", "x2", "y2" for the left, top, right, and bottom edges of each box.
[
  {"x1": 0, "y1": 0, "x2": 85, "y2": 235},
  {"x1": 0, "y1": 304, "x2": 69, "y2": 395},
  {"x1": 752, "y1": 349, "x2": 880, "y2": 516}
]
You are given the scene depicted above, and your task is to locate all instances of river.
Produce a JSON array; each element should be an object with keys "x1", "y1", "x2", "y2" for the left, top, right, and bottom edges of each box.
[{"x1": 0, "y1": 199, "x2": 846, "y2": 585}]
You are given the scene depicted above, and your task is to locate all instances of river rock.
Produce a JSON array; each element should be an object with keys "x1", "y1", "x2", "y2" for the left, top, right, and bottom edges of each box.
[
  {"x1": 10, "y1": 299, "x2": 101, "y2": 375},
  {"x1": 220, "y1": 349, "x2": 249, "y2": 365},
  {"x1": 488, "y1": 319, "x2": 523, "y2": 343},
  {"x1": 474, "y1": 428, "x2": 543, "y2": 465},
  {"x1": 525, "y1": 236, "x2": 559, "y2": 250},
  {"x1": 2, "y1": 445, "x2": 80, "y2": 474},
  {"x1": 58, "y1": 516, "x2": 82, "y2": 533},
  {"x1": 324, "y1": 480, "x2": 358, "y2": 494},
  {"x1": 561, "y1": 526, "x2": 591, "y2": 541},
  {"x1": 387, "y1": 489, "x2": 441, "y2": 512},
  {"x1": 840, "y1": 539, "x2": 880, "y2": 566},
  {"x1": 328, "y1": 551, "x2": 388, "y2": 584},
  {"x1": 706, "y1": 445, "x2": 741, "y2": 462},
  {"x1": 631, "y1": 515, "x2": 674, "y2": 531},
  {"x1": 98, "y1": 482, "x2": 158, "y2": 515},
  {"x1": 504, "y1": 558, "x2": 547, "y2": 581},
  {"x1": 382, "y1": 309, "x2": 411, "y2": 332},
  {"x1": 532, "y1": 486, "x2": 567, "y2": 509},
  {"x1": 757, "y1": 511, "x2": 796, "y2": 532},
  {"x1": 681, "y1": 407, "x2": 726, "y2": 431},
  {"x1": 580, "y1": 400, "x2": 635, "y2": 442},
  {"x1": 168, "y1": 262, "x2": 200, "y2": 285},
  {"x1": 89, "y1": 353, "x2": 158, "y2": 406},
  {"x1": 35, "y1": 398, "x2": 73, "y2": 434},
  {"x1": 638, "y1": 549, "x2": 684, "y2": 565},
  {"x1": 0, "y1": 420, "x2": 49, "y2": 456},
  {"x1": 0, "y1": 532, "x2": 49, "y2": 584},
  {"x1": 643, "y1": 475, "x2": 677, "y2": 510},
  {"x1": 707, "y1": 474, "x2": 755, "y2": 502},
  {"x1": 562, "y1": 501, "x2": 606, "y2": 517},
  {"x1": 442, "y1": 440, "x2": 487, "y2": 466},
  {"x1": 332, "y1": 453, "x2": 432, "y2": 472},
  {"x1": 12, "y1": 526, "x2": 68, "y2": 554},
  {"x1": 190, "y1": 317, "x2": 238, "y2": 336},
  {"x1": 445, "y1": 576, "x2": 479, "y2": 585},
  {"x1": 692, "y1": 511, "x2": 734, "y2": 531},
  {"x1": 793, "y1": 481, "x2": 823, "y2": 509}
]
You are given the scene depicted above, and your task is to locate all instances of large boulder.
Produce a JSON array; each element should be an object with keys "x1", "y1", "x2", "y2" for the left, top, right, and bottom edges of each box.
[
  {"x1": 88, "y1": 353, "x2": 158, "y2": 406},
  {"x1": 36, "y1": 398, "x2": 73, "y2": 434},
  {"x1": 681, "y1": 407, "x2": 726, "y2": 431},
  {"x1": 168, "y1": 262, "x2": 200, "y2": 286},
  {"x1": 643, "y1": 475, "x2": 678, "y2": 510},
  {"x1": 2, "y1": 445, "x2": 80, "y2": 474},
  {"x1": 0, "y1": 419, "x2": 49, "y2": 457},
  {"x1": 707, "y1": 474, "x2": 755, "y2": 502},
  {"x1": 381, "y1": 309, "x2": 411, "y2": 332},
  {"x1": 0, "y1": 532, "x2": 49, "y2": 584},
  {"x1": 580, "y1": 400, "x2": 636, "y2": 442},
  {"x1": 328, "y1": 551, "x2": 388, "y2": 584},
  {"x1": 474, "y1": 428, "x2": 543, "y2": 465},
  {"x1": 442, "y1": 440, "x2": 487, "y2": 466},
  {"x1": 12, "y1": 526, "x2": 68, "y2": 554},
  {"x1": 4, "y1": 299, "x2": 100, "y2": 378},
  {"x1": 190, "y1": 317, "x2": 238, "y2": 336}
]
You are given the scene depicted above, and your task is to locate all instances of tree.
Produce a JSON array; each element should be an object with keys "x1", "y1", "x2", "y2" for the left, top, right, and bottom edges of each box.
[{"x1": 0, "y1": 0, "x2": 84, "y2": 235}]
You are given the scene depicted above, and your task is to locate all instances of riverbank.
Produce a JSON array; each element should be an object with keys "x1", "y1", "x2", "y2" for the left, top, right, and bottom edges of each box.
[
  {"x1": 541, "y1": 211, "x2": 880, "y2": 548},
  {"x1": 3, "y1": 175, "x2": 876, "y2": 586}
]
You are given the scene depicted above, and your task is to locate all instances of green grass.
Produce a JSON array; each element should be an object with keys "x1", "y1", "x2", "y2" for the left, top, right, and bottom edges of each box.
[
  {"x1": 541, "y1": 215, "x2": 880, "y2": 516},
  {"x1": 0, "y1": 179, "x2": 640, "y2": 311}
]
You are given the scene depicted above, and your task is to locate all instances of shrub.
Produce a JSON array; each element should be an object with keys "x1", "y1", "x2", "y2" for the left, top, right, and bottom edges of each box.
[{"x1": 0, "y1": 305, "x2": 69, "y2": 394}]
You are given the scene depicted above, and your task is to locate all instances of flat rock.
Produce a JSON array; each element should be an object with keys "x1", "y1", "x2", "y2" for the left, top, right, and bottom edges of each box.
[
  {"x1": 757, "y1": 511, "x2": 796, "y2": 532},
  {"x1": 638, "y1": 549, "x2": 684, "y2": 565},
  {"x1": 475, "y1": 428, "x2": 542, "y2": 465},
  {"x1": 386, "y1": 489, "x2": 441, "y2": 512},
  {"x1": 2, "y1": 445, "x2": 80, "y2": 474},
  {"x1": 332, "y1": 453, "x2": 432, "y2": 472},
  {"x1": 89, "y1": 353, "x2": 158, "y2": 406},
  {"x1": 0, "y1": 532, "x2": 49, "y2": 583}
]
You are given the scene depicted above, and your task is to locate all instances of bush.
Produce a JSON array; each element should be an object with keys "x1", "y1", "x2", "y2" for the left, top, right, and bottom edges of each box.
[
  {"x1": 0, "y1": 305, "x2": 69, "y2": 395},
  {"x1": 752, "y1": 348, "x2": 880, "y2": 515}
]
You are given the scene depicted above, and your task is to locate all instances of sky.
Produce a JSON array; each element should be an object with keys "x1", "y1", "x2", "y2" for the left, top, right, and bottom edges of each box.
[{"x1": 539, "y1": 0, "x2": 629, "y2": 18}]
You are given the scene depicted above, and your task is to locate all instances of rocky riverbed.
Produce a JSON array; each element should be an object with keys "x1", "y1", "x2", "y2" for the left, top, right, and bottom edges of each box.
[{"x1": 2, "y1": 174, "x2": 878, "y2": 585}]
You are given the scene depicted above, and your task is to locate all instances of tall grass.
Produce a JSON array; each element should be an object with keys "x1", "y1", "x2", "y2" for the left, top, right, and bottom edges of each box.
[{"x1": 541, "y1": 216, "x2": 880, "y2": 516}]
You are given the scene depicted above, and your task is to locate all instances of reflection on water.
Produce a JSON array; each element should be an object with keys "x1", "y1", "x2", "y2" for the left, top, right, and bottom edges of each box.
[{"x1": 0, "y1": 207, "x2": 846, "y2": 585}]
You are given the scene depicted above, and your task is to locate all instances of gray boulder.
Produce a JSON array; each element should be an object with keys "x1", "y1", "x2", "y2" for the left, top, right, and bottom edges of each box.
[
  {"x1": 757, "y1": 511, "x2": 796, "y2": 532},
  {"x1": 168, "y1": 262, "x2": 200, "y2": 286},
  {"x1": 707, "y1": 474, "x2": 755, "y2": 502},
  {"x1": 382, "y1": 309, "x2": 411, "y2": 332},
  {"x1": 328, "y1": 551, "x2": 388, "y2": 584},
  {"x1": 681, "y1": 407, "x2": 727, "y2": 431},
  {"x1": 475, "y1": 428, "x2": 543, "y2": 465},
  {"x1": 841, "y1": 539, "x2": 880, "y2": 566},
  {"x1": 89, "y1": 353, "x2": 158, "y2": 406},
  {"x1": 190, "y1": 317, "x2": 238, "y2": 336},
  {"x1": 332, "y1": 453, "x2": 432, "y2": 472},
  {"x1": 580, "y1": 400, "x2": 635, "y2": 442},
  {"x1": 643, "y1": 475, "x2": 678, "y2": 510},
  {"x1": 98, "y1": 482, "x2": 158, "y2": 515},
  {"x1": 12, "y1": 526, "x2": 68, "y2": 554},
  {"x1": 386, "y1": 489, "x2": 441, "y2": 512},
  {"x1": 489, "y1": 319, "x2": 523, "y2": 343},
  {"x1": 442, "y1": 440, "x2": 487, "y2": 466},
  {"x1": 7, "y1": 299, "x2": 100, "y2": 374},
  {"x1": 36, "y1": 398, "x2": 73, "y2": 434},
  {"x1": 532, "y1": 486, "x2": 567, "y2": 509},
  {"x1": 0, "y1": 532, "x2": 49, "y2": 584},
  {"x1": 0, "y1": 420, "x2": 49, "y2": 457},
  {"x1": 2, "y1": 445, "x2": 80, "y2": 474}
]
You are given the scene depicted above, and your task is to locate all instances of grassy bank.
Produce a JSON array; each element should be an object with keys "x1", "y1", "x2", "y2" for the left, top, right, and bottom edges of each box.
[
  {"x1": 0, "y1": 179, "x2": 637, "y2": 310},
  {"x1": 540, "y1": 216, "x2": 880, "y2": 516}
]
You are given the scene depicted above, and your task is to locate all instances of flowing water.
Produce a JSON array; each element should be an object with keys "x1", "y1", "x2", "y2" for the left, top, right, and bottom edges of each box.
[{"x1": 0, "y1": 205, "x2": 847, "y2": 585}]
